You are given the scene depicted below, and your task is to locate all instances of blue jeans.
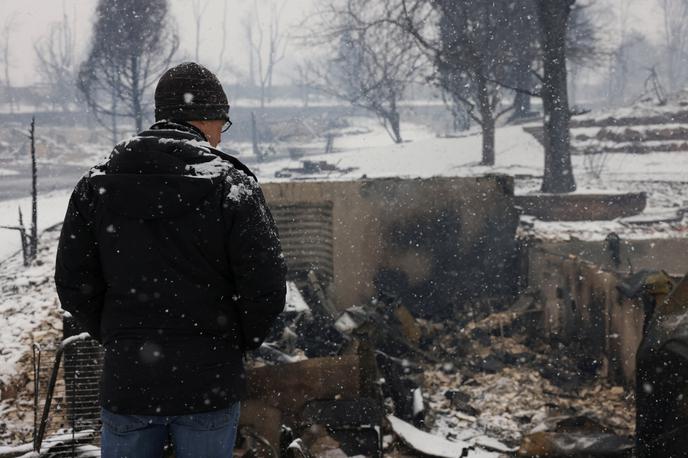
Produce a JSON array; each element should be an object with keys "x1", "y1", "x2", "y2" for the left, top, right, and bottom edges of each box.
[{"x1": 101, "y1": 403, "x2": 240, "y2": 458}]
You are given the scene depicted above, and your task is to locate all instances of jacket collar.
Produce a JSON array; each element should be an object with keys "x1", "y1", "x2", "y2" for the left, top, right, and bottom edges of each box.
[{"x1": 149, "y1": 120, "x2": 209, "y2": 142}]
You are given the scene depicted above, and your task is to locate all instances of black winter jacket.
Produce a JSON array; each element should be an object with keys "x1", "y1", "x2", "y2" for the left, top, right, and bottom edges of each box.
[{"x1": 55, "y1": 121, "x2": 286, "y2": 415}]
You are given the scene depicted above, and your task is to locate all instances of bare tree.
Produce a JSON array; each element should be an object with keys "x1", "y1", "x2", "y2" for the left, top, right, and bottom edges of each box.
[
  {"x1": 389, "y1": 0, "x2": 517, "y2": 164},
  {"x1": 607, "y1": 32, "x2": 647, "y2": 106},
  {"x1": 659, "y1": 0, "x2": 688, "y2": 92},
  {"x1": 308, "y1": 0, "x2": 423, "y2": 143},
  {"x1": 603, "y1": 0, "x2": 637, "y2": 105},
  {"x1": 505, "y1": 0, "x2": 540, "y2": 122},
  {"x1": 438, "y1": 1, "x2": 522, "y2": 164},
  {"x1": 78, "y1": 0, "x2": 179, "y2": 135},
  {"x1": 244, "y1": 0, "x2": 288, "y2": 108},
  {"x1": 213, "y1": 2, "x2": 245, "y2": 83},
  {"x1": 34, "y1": 10, "x2": 77, "y2": 113},
  {"x1": 2, "y1": 118, "x2": 39, "y2": 265},
  {"x1": 245, "y1": 17, "x2": 256, "y2": 86},
  {"x1": 80, "y1": 56, "x2": 123, "y2": 145},
  {"x1": 192, "y1": 0, "x2": 210, "y2": 63},
  {"x1": 217, "y1": 0, "x2": 229, "y2": 73},
  {"x1": 293, "y1": 61, "x2": 313, "y2": 108},
  {"x1": 565, "y1": 2, "x2": 600, "y2": 108},
  {"x1": 341, "y1": 0, "x2": 583, "y2": 188},
  {"x1": 0, "y1": 15, "x2": 17, "y2": 113}
]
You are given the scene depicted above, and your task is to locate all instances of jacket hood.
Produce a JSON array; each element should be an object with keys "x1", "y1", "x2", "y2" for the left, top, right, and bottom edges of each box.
[{"x1": 89, "y1": 121, "x2": 226, "y2": 220}]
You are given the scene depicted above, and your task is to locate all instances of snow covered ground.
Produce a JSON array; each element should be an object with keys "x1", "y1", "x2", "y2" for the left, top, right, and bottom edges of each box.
[
  {"x1": 250, "y1": 120, "x2": 545, "y2": 181},
  {"x1": 0, "y1": 226, "x2": 64, "y2": 445},
  {"x1": 0, "y1": 192, "x2": 71, "y2": 443},
  {"x1": 246, "y1": 116, "x2": 688, "y2": 185}
]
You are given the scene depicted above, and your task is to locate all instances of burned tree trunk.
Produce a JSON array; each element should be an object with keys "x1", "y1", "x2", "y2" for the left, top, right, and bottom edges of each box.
[
  {"x1": 0, "y1": 118, "x2": 38, "y2": 265},
  {"x1": 536, "y1": 0, "x2": 576, "y2": 193},
  {"x1": 29, "y1": 116, "x2": 38, "y2": 260},
  {"x1": 477, "y1": 75, "x2": 496, "y2": 166},
  {"x1": 18, "y1": 207, "x2": 28, "y2": 265}
]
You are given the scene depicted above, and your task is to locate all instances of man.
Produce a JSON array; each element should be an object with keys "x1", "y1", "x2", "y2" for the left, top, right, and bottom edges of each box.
[{"x1": 55, "y1": 62, "x2": 286, "y2": 457}]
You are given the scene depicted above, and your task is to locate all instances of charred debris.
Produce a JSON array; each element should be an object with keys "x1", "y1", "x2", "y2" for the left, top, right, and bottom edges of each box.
[{"x1": 236, "y1": 273, "x2": 636, "y2": 458}]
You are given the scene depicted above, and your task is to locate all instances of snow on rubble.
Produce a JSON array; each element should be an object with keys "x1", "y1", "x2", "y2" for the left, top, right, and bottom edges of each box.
[
  {"x1": 0, "y1": 226, "x2": 64, "y2": 445},
  {"x1": 258, "y1": 281, "x2": 635, "y2": 456}
]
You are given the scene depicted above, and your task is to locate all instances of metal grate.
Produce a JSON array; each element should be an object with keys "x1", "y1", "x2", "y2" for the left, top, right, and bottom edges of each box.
[
  {"x1": 271, "y1": 202, "x2": 334, "y2": 283},
  {"x1": 32, "y1": 332, "x2": 104, "y2": 456}
]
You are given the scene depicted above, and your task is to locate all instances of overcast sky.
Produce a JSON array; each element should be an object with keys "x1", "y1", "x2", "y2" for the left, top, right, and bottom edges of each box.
[
  {"x1": 0, "y1": 0, "x2": 318, "y2": 86},
  {"x1": 0, "y1": 0, "x2": 666, "y2": 87}
]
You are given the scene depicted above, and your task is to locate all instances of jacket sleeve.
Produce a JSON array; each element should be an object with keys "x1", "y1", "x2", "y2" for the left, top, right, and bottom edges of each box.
[
  {"x1": 55, "y1": 177, "x2": 106, "y2": 342},
  {"x1": 224, "y1": 178, "x2": 286, "y2": 350}
]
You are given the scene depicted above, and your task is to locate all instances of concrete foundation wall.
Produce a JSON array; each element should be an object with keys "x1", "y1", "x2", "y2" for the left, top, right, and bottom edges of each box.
[{"x1": 262, "y1": 176, "x2": 519, "y2": 316}]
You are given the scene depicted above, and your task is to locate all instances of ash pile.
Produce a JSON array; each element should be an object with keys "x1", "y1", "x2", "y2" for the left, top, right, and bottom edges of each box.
[{"x1": 238, "y1": 278, "x2": 635, "y2": 458}]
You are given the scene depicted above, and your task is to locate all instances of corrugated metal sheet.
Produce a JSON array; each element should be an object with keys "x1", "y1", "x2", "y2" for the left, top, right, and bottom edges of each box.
[{"x1": 271, "y1": 202, "x2": 334, "y2": 283}]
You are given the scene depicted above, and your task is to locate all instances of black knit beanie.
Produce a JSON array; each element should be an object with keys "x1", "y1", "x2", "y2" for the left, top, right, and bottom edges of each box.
[{"x1": 154, "y1": 62, "x2": 229, "y2": 122}]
